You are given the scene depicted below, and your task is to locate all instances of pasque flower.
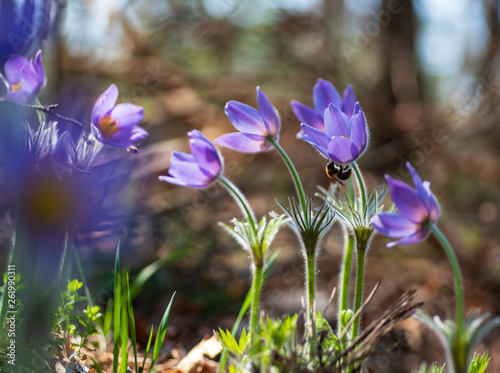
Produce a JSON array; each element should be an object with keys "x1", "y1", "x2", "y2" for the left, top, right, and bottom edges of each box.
[
  {"x1": 300, "y1": 102, "x2": 368, "y2": 164},
  {"x1": 1, "y1": 50, "x2": 46, "y2": 103},
  {"x1": 159, "y1": 130, "x2": 223, "y2": 188},
  {"x1": 91, "y1": 84, "x2": 147, "y2": 147},
  {"x1": 292, "y1": 79, "x2": 356, "y2": 136},
  {"x1": 371, "y1": 162, "x2": 440, "y2": 247},
  {"x1": 214, "y1": 87, "x2": 280, "y2": 153}
]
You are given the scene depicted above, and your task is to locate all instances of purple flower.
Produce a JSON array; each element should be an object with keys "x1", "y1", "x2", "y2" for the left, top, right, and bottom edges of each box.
[
  {"x1": 1, "y1": 50, "x2": 46, "y2": 103},
  {"x1": 300, "y1": 102, "x2": 368, "y2": 164},
  {"x1": 371, "y1": 162, "x2": 441, "y2": 247},
  {"x1": 292, "y1": 79, "x2": 356, "y2": 136},
  {"x1": 91, "y1": 84, "x2": 147, "y2": 147},
  {"x1": 159, "y1": 130, "x2": 223, "y2": 188},
  {"x1": 214, "y1": 87, "x2": 280, "y2": 153}
]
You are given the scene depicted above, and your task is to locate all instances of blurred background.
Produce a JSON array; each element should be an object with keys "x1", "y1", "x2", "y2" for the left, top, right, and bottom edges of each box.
[{"x1": 4, "y1": 0, "x2": 500, "y2": 371}]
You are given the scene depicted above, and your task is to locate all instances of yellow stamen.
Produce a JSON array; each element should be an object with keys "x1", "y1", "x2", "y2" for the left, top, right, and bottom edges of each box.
[
  {"x1": 97, "y1": 115, "x2": 120, "y2": 139},
  {"x1": 11, "y1": 82, "x2": 21, "y2": 91}
]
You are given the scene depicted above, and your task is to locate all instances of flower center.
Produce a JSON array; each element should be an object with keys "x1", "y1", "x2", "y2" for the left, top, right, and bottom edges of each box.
[
  {"x1": 11, "y1": 82, "x2": 21, "y2": 91},
  {"x1": 97, "y1": 115, "x2": 120, "y2": 139}
]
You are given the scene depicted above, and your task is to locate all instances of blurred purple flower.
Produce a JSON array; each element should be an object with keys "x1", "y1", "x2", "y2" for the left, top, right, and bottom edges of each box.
[
  {"x1": 0, "y1": 0, "x2": 59, "y2": 65},
  {"x1": 159, "y1": 130, "x2": 223, "y2": 188},
  {"x1": 300, "y1": 102, "x2": 367, "y2": 164},
  {"x1": 292, "y1": 79, "x2": 356, "y2": 137},
  {"x1": 214, "y1": 87, "x2": 280, "y2": 153},
  {"x1": 371, "y1": 162, "x2": 441, "y2": 247},
  {"x1": 1, "y1": 50, "x2": 46, "y2": 103},
  {"x1": 91, "y1": 84, "x2": 147, "y2": 147}
]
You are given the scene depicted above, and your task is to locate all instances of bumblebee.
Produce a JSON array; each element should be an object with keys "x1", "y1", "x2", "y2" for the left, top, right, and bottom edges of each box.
[
  {"x1": 127, "y1": 146, "x2": 138, "y2": 154},
  {"x1": 326, "y1": 162, "x2": 351, "y2": 184}
]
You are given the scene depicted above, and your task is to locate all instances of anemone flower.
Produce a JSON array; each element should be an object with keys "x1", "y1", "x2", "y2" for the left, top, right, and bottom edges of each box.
[
  {"x1": 159, "y1": 130, "x2": 223, "y2": 188},
  {"x1": 292, "y1": 79, "x2": 356, "y2": 136},
  {"x1": 371, "y1": 162, "x2": 440, "y2": 247},
  {"x1": 1, "y1": 50, "x2": 46, "y2": 103},
  {"x1": 91, "y1": 84, "x2": 147, "y2": 148},
  {"x1": 300, "y1": 102, "x2": 367, "y2": 164},
  {"x1": 214, "y1": 87, "x2": 280, "y2": 153}
]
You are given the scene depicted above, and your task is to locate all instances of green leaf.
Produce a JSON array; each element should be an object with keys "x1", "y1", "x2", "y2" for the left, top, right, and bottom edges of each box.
[
  {"x1": 467, "y1": 352, "x2": 489, "y2": 373},
  {"x1": 216, "y1": 329, "x2": 242, "y2": 355},
  {"x1": 149, "y1": 292, "x2": 176, "y2": 372}
]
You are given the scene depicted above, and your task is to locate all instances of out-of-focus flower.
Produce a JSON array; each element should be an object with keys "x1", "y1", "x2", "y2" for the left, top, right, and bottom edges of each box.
[
  {"x1": 159, "y1": 130, "x2": 223, "y2": 188},
  {"x1": 300, "y1": 102, "x2": 367, "y2": 164},
  {"x1": 1, "y1": 50, "x2": 46, "y2": 103},
  {"x1": 371, "y1": 162, "x2": 440, "y2": 247},
  {"x1": 91, "y1": 84, "x2": 147, "y2": 147},
  {"x1": 292, "y1": 79, "x2": 356, "y2": 136},
  {"x1": 0, "y1": 0, "x2": 59, "y2": 65},
  {"x1": 214, "y1": 87, "x2": 280, "y2": 153}
]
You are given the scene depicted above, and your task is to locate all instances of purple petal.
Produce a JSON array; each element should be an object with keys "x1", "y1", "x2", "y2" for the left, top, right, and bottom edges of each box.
[
  {"x1": 92, "y1": 84, "x2": 119, "y2": 124},
  {"x1": 300, "y1": 124, "x2": 330, "y2": 156},
  {"x1": 349, "y1": 106, "x2": 367, "y2": 153},
  {"x1": 386, "y1": 227, "x2": 430, "y2": 248},
  {"x1": 406, "y1": 162, "x2": 440, "y2": 221},
  {"x1": 165, "y1": 150, "x2": 215, "y2": 188},
  {"x1": 385, "y1": 175, "x2": 429, "y2": 222},
  {"x1": 129, "y1": 125, "x2": 148, "y2": 143},
  {"x1": 4, "y1": 55, "x2": 29, "y2": 84},
  {"x1": 341, "y1": 85, "x2": 357, "y2": 117},
  {"x1": 3, "y1": 90, "x2": 30, "y2": 102},
  {"x1": 291, "y1": 101, "x2": 324, "y2": 130},
  {"x1": 256, "y1": 87, "x2": 280, "y2": 136},
  {"x1": 214, "y1": 132, "x2": 268, "y2": 153},
  {"x1": 313, "y1": 78, "x2": 342, "y2": 114},
  {"x1": 224, "y1": 101, "x2": 266, "y2": 135},
  {"x1": 324, "y1": 104, "x2": 351, "y2": 138},
  {"x1": 326, "y1": 136, "x2": 359, "y2": 164},
  {"x1": 33, "y1": 50, "x2": 46, "y2": 89},
  {"x1": 371, "y1": 213, "x2": 418, "y2": 238},
  {"x1": 111, "y1": 103, "x2": 144, "y2": 127},
  {"x1": 189, "y1": 131, "x2": 222, "y2": 179}
]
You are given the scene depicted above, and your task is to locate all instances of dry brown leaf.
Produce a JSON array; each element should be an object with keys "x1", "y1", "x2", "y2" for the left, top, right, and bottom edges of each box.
[{"x1": 176, "y1": 335, "x2": 222, "y2": 373}]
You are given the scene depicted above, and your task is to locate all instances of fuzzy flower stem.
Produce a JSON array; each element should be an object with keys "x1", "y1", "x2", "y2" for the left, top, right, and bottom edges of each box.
[
  {"x1": 268, "y1": 137, "x2": 308, "y2": 218},
  {"x1": 250, "y1": 264, "x2": 263, "y2": 346},
  {"x1": 338, "y1": 234, "x2": 355, "y2": 346},
  {"x1": 428, "y1": 222, "x2": 464, "y2": 330},
  {"x1": 351, "y1": 162, "x2": 367, "y2": 218},
  {"x1": 57, "y1": 227, "x2": 74, "y2": 290},
  {"x1": 306, "y1": 252, "x2": 317, "y2": 354},
  {"x1": 351, "y1": 244, "x2": 366, "y2": 346},
  {"x1": 219, "y1": 176, "x2": 257, "y2": 234},
  {"x1": 0, "y1": 230, "x2": 20, "y2": 327}
]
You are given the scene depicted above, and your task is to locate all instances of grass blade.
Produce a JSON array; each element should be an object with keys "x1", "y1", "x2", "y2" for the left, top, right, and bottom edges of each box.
[
  {"x1": 113, "y1": 244, "x2": 121, "y2": 373},
  {"x1": 126, "y1": 272, "x2": 138, "y2": 371},
  {"x1": 141, "y1": 325, "x2": 154, "y2": 372},
  {"x1": 149, "y1": 292, "x2": 176, "y2": 372}
]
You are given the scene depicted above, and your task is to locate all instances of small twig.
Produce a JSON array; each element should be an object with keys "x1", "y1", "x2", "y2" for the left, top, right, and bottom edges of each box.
[{"x1": 1, "y1": 99, "x2": 84, "y2": 129}]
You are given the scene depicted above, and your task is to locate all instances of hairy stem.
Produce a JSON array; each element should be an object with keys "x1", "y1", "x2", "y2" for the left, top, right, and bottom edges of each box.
[
  {"x1": 269, "y1": 137, "x2": 308, "y2": 217},
  {"x1": 305, "y1": 252, "x2": 317, "y2": 354},
  {"x1": 351, "y1": 245, "x2": 366, "y2": 342},
  {"x1": 219, "y1": 176, "x2": 257, "y2": 233},
  {"x1": 250, "y1": 264, "x2": 263, "y2": 346},
  {"x1": 351, "y1": 162, "x2": 367, "y2": 218},
  {"x1": 338, "y1": 234, "x2": 355, "y2": 343}
]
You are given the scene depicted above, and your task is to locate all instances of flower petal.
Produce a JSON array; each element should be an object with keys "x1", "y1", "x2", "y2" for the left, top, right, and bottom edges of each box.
[
  {"x1": 291, "y1": 100, "x2": 324, "y2": 131},
  {"x1": 406, "y1": 162, "x2": 440, "y2": 221},
  {"x1": 349, "y1": 104, "x2": 367, "y2": 153},
  {"x1": 326, "y1": 136, "x2": 359, "y2": 164},
  {"x1": 341, "y1": 84, "x2": 357, "y2": 117},
  {"x1": 386, "y1": 227, "x2": 431, "y2": 247},
  {"x1": 111, "y1": 103, "x2": 144, "y2": 127},
  {"x1": 92, "y1": 84, "x2": 119, "y2": 124},
  {"x1": 371, "y1": 213, "x2": 418, "y2": 238},
  {"x1": 313, "y1": 78, "x2": 342, "y2": 115},
  {"x1": 324, "y1": 104, "x2": 351, "y2": 138},
  {"x1": 224, "y1": 101, "x2": 266, "y2": 135},
  {"x1": 300, "y1": 124, "x2": 330, "y2": 157},
  {"x1": 256, "y1": 87, "x2": 280, "y2": 136},
  {"x1": 214, "y1": 132, "x2": 268, "y2": 153},
  {"x1": 4, "y1": 55, "x2": 28, "y2": 84},
  {"x1": 385, "y1": 175, "x2": 429, "y2": 222},
  {"x1": 189, "y1": 130, "x2": 222, "y2": 179}
]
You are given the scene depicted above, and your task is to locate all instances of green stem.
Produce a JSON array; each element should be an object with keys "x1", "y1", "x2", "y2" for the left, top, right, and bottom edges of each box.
[
  {"x1": 351, "y1": 246, "x2": 366, "y2": 343},
  {"x1": 428, "y1": 222, "x2": 464, "y2": 330},
  {"x1": 269, "y1": 137, "x2": 308, "y2": 216},
  {"x1": 0, "y1": 232, "x2": 20, "y2": 327},
  {"x1": 219, "y1": 176, "x2": 257, "y2": 233},
  {"x1": 305, "y1": 252, "x2": 317, "y2": 354},
  {"x1": 250, "y1": 264, "x2": 263, "y2": 346},
  {"x1": 351, "y1": 162, "x2": 367, "y2": 218},
  {"x1": 58, "y1": 228, "x2": 74, "y2": 290},
  {"x1": 338, "y1": 234, "x2": 355, "y2": 343}
]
